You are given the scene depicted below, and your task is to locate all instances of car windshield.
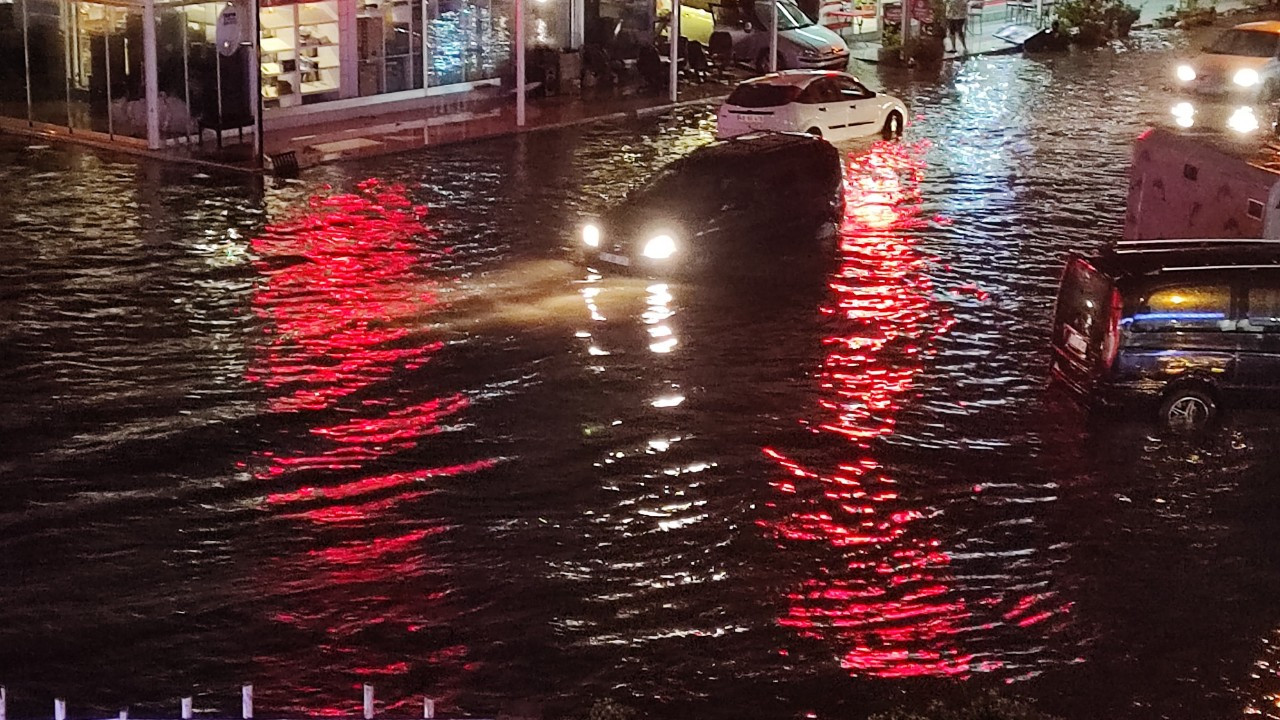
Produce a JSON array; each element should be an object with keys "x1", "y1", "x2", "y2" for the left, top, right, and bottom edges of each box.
[
  {"x1": 629, "y1": 161, "x2": 722, "y2": 207},
  {"x1": 1207, "y1": 29, "x2": 1279, "y2": 57},
  {"x1": 726, "y1": 83, "x2": 802, "y2": 107},
  {"x1": 754, "y1": 0, "x2": 814, "y2": 31}
]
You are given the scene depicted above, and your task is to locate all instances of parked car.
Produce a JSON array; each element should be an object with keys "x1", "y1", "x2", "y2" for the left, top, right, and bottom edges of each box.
[
  {"x1": 1175, "y1": 21, "x2": 1280, "y2": 99},
  {"x1": 716, "y1": 70, "x2": 907, "y2": 141},
  {"x1": 1050, "y1": 239, "x2": 1280, "y2": 432},
  {"x1": 660, "y1": 0, "x2": 850, "y2": 72},
  {"x1": 577, "y1": 132, "x2": 844, "y2": 278}
]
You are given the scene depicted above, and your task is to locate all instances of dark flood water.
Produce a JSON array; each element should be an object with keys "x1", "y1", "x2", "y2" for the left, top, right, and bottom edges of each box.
[{"x1": 5, "y1": 28, "x2": 1280, "y2": 720}]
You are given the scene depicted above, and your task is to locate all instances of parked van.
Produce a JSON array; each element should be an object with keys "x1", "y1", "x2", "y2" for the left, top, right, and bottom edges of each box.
[{"x1": 1050, "y1": 239, "x2": 1280, "y2": 431}]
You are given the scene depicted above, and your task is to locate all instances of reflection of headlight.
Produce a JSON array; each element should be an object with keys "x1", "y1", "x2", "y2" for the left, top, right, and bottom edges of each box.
[
  {"x1": 1234, "y1": 68, "x2": 1261, "y2": 87},
  {"x1": 583, "y1": 223, "x2": 600, "y2": 247},
  {"x1": 1176, "y1": 64, "x2": 1196, "y2": 82},
  {"x1": 1228, "y1": 106, "x2": 1259, "y2": 133},
  {"x1": 642, "y1": 235, "x2": 677, "y2": 259},
  {"x1": 1171, "y1": 101, "x2": 1195, "y2": 127}
]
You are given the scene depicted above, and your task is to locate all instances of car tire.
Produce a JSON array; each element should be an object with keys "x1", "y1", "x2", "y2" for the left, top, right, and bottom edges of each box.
[
  {"x1": 1157, "y1": 387, "x2": 1218, "y2": 434},
  {"x1": 806, "y1": 126, "x2": 823, "y2": 138},
  {"x1": 881, "y1": 110, "x2": 904, "y2": 139},
  {"x1": 755, "y1": 49, "x2": 785, "y2": 74}
]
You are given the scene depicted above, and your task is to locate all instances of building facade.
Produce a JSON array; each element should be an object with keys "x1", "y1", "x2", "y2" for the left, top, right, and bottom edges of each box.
[{"x1": 0, "y1": 0, "x2": 578, "y2": 151}]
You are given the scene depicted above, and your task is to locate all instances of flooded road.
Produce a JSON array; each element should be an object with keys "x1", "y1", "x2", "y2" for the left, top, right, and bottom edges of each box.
[{"x1": 5, "y1": 27, "x2": 1280, "y2": 720}]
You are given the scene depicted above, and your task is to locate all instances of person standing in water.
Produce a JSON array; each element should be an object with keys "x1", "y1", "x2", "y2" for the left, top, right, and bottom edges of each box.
[{"x1": 945, "y1": 0, "x2": 969, "y2": 54}]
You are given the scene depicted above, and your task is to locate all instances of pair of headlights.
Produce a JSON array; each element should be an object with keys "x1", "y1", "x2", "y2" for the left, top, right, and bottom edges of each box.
[
  {"x1": 1176, "y1": 64, "x2": 1261, "y2": 88},
  {"x1": 582, "y1": 223, "x2": 677, "y2": 260}
]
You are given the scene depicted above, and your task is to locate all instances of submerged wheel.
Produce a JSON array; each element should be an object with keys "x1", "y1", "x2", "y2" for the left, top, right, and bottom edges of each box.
[
  {"x1": 755, "y1": 49, "x2": 785, "y2": 74},
  {"x1": 881, "y1": 110, "x2": 904, "y2": 139},
  {"x1": 1158, "y1": 387, "x2": 1218, "y2": 433},
  {"x1": 806, "y1": 126, "x2": 823, "y2": 137}
]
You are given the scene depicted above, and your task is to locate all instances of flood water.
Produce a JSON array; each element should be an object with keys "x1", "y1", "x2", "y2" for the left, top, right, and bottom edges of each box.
[{"x1": 5, "y1": 27, "x2": 1280, "y2": 720}]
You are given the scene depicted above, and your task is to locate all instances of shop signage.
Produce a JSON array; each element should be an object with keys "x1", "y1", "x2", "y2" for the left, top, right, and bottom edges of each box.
[
  {"x1": 881, "y1": 0, "x2": 933, "y2": 23},
  {"x1": 216, "y1": 2, "x2": 243, "y2": 56}
]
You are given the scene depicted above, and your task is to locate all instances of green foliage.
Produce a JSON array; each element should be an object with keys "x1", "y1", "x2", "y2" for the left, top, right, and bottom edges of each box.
[
  {"x1": 882, "y1": 22, "x2": 903, "y2": 48},
  {"x1": 1055, "y1": 0, "x2": 1141, "y2": 43},
  {"x1": 868, "y1": 691, "x2": 1064, "y2": 720}
]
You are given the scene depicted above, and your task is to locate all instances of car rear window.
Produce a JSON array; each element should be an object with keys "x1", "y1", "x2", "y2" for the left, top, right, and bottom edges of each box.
[
  {"x1": 1054, "y1": 258, "x2": 1112, "y2": 347},
  {"x1": 727, "y1": 84, "x2": 802, "y2": 108},
  {"x1": 1207, "y1": 29, "x2": 1279, "y2": 57}
]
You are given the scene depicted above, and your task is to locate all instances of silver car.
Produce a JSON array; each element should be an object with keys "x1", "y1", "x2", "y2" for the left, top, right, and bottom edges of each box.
[{"x1": 724, "y1": 0, "x2": 851, "y2": 73}]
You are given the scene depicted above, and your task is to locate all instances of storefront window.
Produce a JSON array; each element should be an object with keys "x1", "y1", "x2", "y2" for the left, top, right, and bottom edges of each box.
[
  {"x1": 0, "y1": 1, "x2": 32, "y2": 123},
  {"x1": 260, "y1": 0, "x2": 340, "y2": 108},
  {"x1": 357, "y1": 0, "x2": 423, "y2": 96},
  {"x1": 427, "y1": 0, "x2": 509, "y2": 86}
]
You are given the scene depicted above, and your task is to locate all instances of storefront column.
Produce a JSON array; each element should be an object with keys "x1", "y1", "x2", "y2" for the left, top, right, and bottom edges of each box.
[
  {"x1": 21, "y1": 0, "x2": 33, "y2": 126},
  {"x1": 143, "y1": 0, "x2": 161, "y2": 148},
  {"x1": 570, "y1": 0, "x2": 583, "y2": 48},
  {"x1": 667, "y1": 0, "x2": 678, "y2": 103},
  {"x1": 516, "y1": 0, "x2": 526, "y2": 126},
  {"x1": 248, "y1": 0, "x2": 262, "y2": 165}
]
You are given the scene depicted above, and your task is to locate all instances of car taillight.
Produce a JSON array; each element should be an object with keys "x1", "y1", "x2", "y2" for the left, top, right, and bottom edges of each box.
[{"x1": 1100, "y1": 287, "x2": 1123, "y2": 371}]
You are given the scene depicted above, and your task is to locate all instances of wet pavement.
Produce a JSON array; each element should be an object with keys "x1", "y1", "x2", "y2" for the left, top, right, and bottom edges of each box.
[{"x1": 5, "y1": 24, "x2": 1280, "y2": 720}]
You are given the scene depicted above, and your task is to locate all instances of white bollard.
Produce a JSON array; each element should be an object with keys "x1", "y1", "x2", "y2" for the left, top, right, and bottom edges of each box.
[
  {"x1": 1, "y1": 685, "x2": 6, "y2": 720},
  {"x1": 119, "y1": 709, "x2": 128, "y2": 720},
  {"x1": 362, "y1": 685, "x2": 374, "y2": 720},
  {"x1": 422, "y1": 697, "x2": 434, "y2": 720},
  {"x1": 54, "y1": 699, "x2": 66, "y2": 720},
  {"x1": 181, "y1": 698, "x2": 193, "y2": 720},
  {"x1": 241, "y1": 685, "x2": 253, "y2": 720}
]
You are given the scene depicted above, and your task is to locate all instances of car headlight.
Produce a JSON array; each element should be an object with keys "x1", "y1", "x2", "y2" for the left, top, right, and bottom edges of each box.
[
  {"x1": 1176, "y1": 64, "x2": 1196, "y2": 83},
  {"x1": 582, "y1": 223, "x2": 600, "y2": 248},
  {"x1": 642, "y1": 234, "x2": 676, "y2": 260},
  {"x1": 1234, "y1": 68, "x2": 1260, "y2": 87},
  {"x1": 1228, "y1": 106, "x2": 1259, "y2": 133}
]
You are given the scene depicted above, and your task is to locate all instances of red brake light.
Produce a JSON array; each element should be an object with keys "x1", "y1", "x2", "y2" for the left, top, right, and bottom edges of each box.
[{"x1": 1100, "y1": 287, "x2": 1123, "y2": 371}]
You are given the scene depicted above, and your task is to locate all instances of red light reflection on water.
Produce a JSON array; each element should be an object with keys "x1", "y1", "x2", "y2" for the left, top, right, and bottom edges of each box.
[
  {"x1": 761, "y1": 142, "x2": 1067, "y2": 680},
  {"x1": 244, "y1": 180, "x2": 491, "y2": 713}
]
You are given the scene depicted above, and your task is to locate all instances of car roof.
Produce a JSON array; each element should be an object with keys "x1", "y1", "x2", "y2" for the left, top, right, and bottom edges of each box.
[
  {"x1": 1092, "y1": 239, "x2": 1280, "y2": 279},
  {"x1": 685, "y1": 131, "x2": 834, "y2": 161},
  {"x1": 740, "y1": 70, "x2": 855, "y2": 88},
  {"x1": 1230, "y1": 20, "x2": 1280, "y2": 34}
]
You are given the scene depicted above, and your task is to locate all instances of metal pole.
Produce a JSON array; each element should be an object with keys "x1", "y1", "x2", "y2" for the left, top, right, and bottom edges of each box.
[
  {"x1": 768, "y1": 0, "x2": 777, "y2": 72},
  {"x1": 241, "y1": 685, "x2": 252, "y2": 720},
  {"x1": 64, "y1": 0, "x2": 73, "y2": 131},
  {"x1": 182, "y1": 7, "x2": 193, "y2": 143},
  {"x1": 143, "y1": 0, "x2": 161, "y2": 148},
  {"x1": 215, "y1": 39, "x2": 224, "y2": 139},
  {"x1": 181, "y1": 698, "x2": 193, "y2": 720},
  {"x1": 900, "y1": 0, "x2": 911, "y2": 62},
  {"x1": 422, "y1": 698, "x2": 434, "y2": 720},
  {"x1": 54, "y1": 699, "x2": 66, "y2": 720},
  {"x1": 668, "y1": 0, "x2": 678, "y2": 102},
  {"x1": 105, "y1": 22, "x2": 115, "y2": 138},
  {"x1": 362, "y1": 685, "x2": 374, "y2": 720},
  {"x1": 515, "y1": 0, "x2": 525, "y2": 126},
  {"x1": 1, "y1": 685, "x2": 6, "y2": 720},
  {"x1": 249, "y1": 0, "x2": 264, "y2": 166},
  {"x1": 22, "y1": 0, "x2": 32, "y2": 126}
]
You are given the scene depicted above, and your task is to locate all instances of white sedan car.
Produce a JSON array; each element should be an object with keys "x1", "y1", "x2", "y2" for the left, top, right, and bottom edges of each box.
[
  {"x1": 1175, "y1": 21, "x2": 1280, "y2": 99},
  {"x1": 716, "y1": 71, "x2": 907, "y2": 142}
]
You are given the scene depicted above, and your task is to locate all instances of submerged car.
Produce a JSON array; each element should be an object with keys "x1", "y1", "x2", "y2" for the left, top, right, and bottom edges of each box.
[
  {"x1": 578, "y1": 132, "x2": 844, "y2": 277},
  {"x1": 1175, "y1": 21, "x2": 1280, "y2": 99},
  {"x1": 1050, "y1": 239, "x2": 1280, "y2": 432},
  {"x1": 716, "y1": 70, "x2": 907, "y2": 141}
]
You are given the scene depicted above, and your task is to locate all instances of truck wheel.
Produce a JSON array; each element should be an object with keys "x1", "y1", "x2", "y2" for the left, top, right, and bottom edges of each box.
[{"x1": 1158, "y1": 387, "x2": 1218, "y2": 433}]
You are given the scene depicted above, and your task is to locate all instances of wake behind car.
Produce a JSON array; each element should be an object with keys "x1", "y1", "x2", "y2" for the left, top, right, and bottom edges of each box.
[
  {"x1": 1175, "y1": 21, "x2": 1280, "y2": 99},
  {"x1": 1050, "y1": 239, "x2": 1280, "y2": 432},
  {"x1": 717, "y1": 71, "x2": 907, "y2": 142},
  {"x1": 578, "y1": 132, "x2": 843, "y2": 278}
]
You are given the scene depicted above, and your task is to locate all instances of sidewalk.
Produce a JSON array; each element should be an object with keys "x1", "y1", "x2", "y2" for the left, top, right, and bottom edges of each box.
[
  {"x1": 846, "y1": 0, "x2": 1262, "y2": 63},
  {"x1": 248, "y1": 73, "x2": 743, "y2": 171}
]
